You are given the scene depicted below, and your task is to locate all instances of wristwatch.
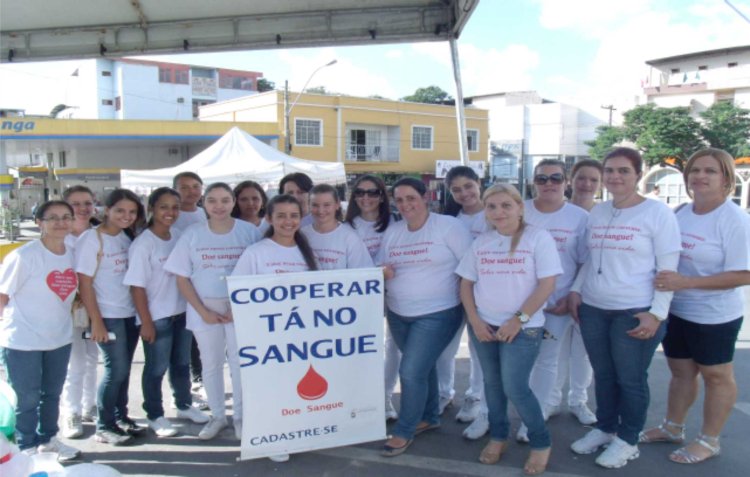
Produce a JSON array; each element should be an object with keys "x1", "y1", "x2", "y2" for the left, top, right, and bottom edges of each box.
[{"x1": 514, "y1": 310, "x2": 530, "y2": 324}]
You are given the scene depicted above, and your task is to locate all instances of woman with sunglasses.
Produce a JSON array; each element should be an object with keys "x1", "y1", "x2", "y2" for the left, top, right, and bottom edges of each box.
[
  {"x1": 344, "y1": 175, "x2": 401, "y2": 421},
  {"x1": 75, "y1": 189, "x2": 147, "y2": 446},
  {"x1": 377, "y1": 177, "x2": 472, "y2": 457},
  {"x1": 516, "y1": 160, "x2": 592, "y2": 444},
  {"x1": 568, "y1": 147, "x2": 681, "y2": 468},
  {"x1": 165, "y1": 183, "x2": 261, "y2": 442},
  {"x1": 231, "y1": 180, "x2": 270, "y2": 235},
  {"x1": 1, "y1": 201, "x2": 82, "y2": 461},
  {"x1": 457, "y1": 184, "x2": 561, "y2": 475},
  {"x1": 302, "y1": 184, "x2": 373, "y2": 270},
  {"x1": 640, "y1": 148, "x2": 750, "y2": 464},
  {"x1": 438, "y1": 166, "x2": 490, "y2": 440},
  {"x1": 60, "y1": 186, "x2": 101, "y2": 440}
]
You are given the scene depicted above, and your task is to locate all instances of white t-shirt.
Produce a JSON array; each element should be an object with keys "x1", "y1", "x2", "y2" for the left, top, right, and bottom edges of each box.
[
  {"x1": 456, "y1": 226, "x2": 562, "y2": 328},
  {"x1": 173, "y1": 207, "x2": 207, "y2": 232},
  {"x1": 670, "y1": 199, "x2": 750, "y2": 324},
  {"x1": 233, "y1": 238, "x2": 311, "y2": 276},
  {"x1": 524, "y1": 201, "x2": 588, "y2": 304},
  {"x1": 123, "y1": 229, "x2": 187, "y2": 322},
  {"x1": 0, "y1": 241, "x2": 76, "y2": 350},
  {"x1": 301, "y1": 223, "x2": 373, "y2": 270},
  {"x1": 164, "y1": 220, "x2": 260, "y2": 332},
  {"x1": 75, "y1": 228, "x2": 135, "y2": 319},
  {"x1": 346, "y1": 216, "x2": 386, "y2": 259},
  {"x1": 376, "y1": 213, "x2": 472, "y2": 317},
  {"x1": 456, "y1": 210, "x2": 489, "y2": 239},
  {"x1": 581, "y1": 199, "x2": 681, "y2": 310}
]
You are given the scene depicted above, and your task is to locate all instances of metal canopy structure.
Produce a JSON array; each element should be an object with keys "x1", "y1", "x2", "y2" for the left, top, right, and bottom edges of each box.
[{"x1": 0, "y1": 0, "x2": 479, "y2": 63}]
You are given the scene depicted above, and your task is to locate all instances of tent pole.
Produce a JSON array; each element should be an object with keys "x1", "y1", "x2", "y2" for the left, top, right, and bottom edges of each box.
[{"x1": 450, "y1": 38, "x2": 469, "y2": 166}]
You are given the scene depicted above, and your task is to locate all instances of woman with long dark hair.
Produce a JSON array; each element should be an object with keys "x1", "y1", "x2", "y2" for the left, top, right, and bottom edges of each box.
[{"x1": 232, "y1": 180, "x2": 269, "y2": 235}]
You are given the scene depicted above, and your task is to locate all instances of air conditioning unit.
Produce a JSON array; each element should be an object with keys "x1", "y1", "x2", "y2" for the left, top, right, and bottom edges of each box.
[{"x1": 177, "y1": 97, "x2": 185, "y2": 103}]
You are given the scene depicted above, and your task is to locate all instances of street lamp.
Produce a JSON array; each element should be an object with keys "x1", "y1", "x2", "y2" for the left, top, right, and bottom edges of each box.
[{"x1": 284, "y1": 59, "x2": 337, "y2": 154}]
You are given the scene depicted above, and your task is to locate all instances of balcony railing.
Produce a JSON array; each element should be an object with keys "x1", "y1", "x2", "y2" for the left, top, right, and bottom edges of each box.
[{"x1": 345, "y1": 142, "x2": 399, "y2": 162}]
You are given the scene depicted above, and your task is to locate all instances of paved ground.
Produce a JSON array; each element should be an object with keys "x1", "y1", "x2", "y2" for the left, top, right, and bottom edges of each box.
[{"x1": 4, "y1": 221, "x2": 750, "y2": 476}]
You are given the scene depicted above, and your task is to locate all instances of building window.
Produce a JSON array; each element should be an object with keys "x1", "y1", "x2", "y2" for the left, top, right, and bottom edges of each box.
[
  {"x1": 412, "y1": 126, "x2": 433, "y2": 150},
  {"x1": 467, "y1": 129, "x2": 479, "y2": 152},
  {"x1": 175, "y1": 70, "x2": 189, "y2": 84},
  {"x1": 295, "y1": 118, "x2": 322, "y2": 146},
  {"x1": 102, "y1": 99, "x2": 113, "y2": 106},
  {"x1": 115, "y1": 96, "x2": 121, "y2": 111},
  {"x1": 58, "y1": 151, "x2": 66, "y2": 168},
  {"x1": 219, "y1": 72, "x2": 254, "y2": 91},
  {"x1": 192, "y1": 99, "x2": 215, "y2": 118},
  {"x1": 158, "y1": 67, "x2": 172, "y2": 83}
]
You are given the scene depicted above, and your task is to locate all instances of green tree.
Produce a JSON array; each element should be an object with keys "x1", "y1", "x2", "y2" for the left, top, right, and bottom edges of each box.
[
  {"x1": 585, "y1": 125, "x2": 626, "y2": 161},
  {"x1": 700, "y1": 102, "x2": 750, "y2": 158},
  {"x1": 401, "y1": 85, "x2": 453, "y2": 104},
  {"x1": 304, "y1": 86, "x2": 332, "y2": 95},
  {"x1": 622, "y1": 104, "x2": 704, "y2": 168},
  {"x1": 256, "y1": 78, "x2": 275, "y2": 92}
]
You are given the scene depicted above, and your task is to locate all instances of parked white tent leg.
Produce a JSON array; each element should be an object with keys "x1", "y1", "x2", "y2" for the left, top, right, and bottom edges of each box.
[{"x1": 450, "y1": 38, "x2": 469, "y2": 167}]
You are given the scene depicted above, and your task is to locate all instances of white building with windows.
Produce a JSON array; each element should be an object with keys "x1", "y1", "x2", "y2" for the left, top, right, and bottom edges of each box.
[{"x1": 54, "y1": 58, "x2": 264, "y2": 120}]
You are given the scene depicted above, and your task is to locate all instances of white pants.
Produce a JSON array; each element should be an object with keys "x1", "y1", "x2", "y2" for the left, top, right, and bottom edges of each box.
[
  {"x1": 61, "y1": 326, "x2": 99, "y2": 416},
  {"x1": 384, "y1": 325, "x2": 402, "y2": 399},
  {"x1": 193, "y1": 320, "x2": 242, "y2": 420},
  {"x1": 436, "y1": 322, "x2": 486, "y2": 410},
  {"x1": 551, "y1": 318, "x2": 593, "y2": 407},
  {"x1": 529, "y1": 313, "x2": 592, "y2": 409}
]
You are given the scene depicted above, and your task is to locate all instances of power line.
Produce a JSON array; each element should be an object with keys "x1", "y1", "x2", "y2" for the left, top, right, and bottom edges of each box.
[{"x1": 725, "y1": 0, "x2": 750, "y2": 24}]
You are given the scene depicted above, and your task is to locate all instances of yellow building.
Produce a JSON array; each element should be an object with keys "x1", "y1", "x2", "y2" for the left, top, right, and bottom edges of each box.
[{"x1": 199, "y1": 91, "x2": 489, "y2": 176}]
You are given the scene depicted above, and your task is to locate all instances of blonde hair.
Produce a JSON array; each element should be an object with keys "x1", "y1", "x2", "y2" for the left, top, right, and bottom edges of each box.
[
  {"x1": 482, "y1": 183, "x2": 526, "y2": 254},
  {"x1": 683, "y1": 147, "x2": 736, "y2": 198}
]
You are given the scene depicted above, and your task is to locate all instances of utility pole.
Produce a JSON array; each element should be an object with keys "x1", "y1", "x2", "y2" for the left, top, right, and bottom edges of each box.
[{"x1": 601, "y1": 104, "x2": 616, "y2": 126}]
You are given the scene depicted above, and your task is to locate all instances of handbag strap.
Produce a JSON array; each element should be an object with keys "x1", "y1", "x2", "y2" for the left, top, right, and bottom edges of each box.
[{"x1": 91, "y1": 227, "x2": 105, "y2": 280}]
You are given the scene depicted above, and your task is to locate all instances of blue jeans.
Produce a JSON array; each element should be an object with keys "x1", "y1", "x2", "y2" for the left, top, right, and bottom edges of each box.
[
  {"x1": 142, "y1": 313, "x2": 193, "y2": 420},
  {"x1": 1, "y1": 344, "x2": 71, "y2": 449},
  {"x1": 578, "y1": 303, "x2": 667, "y2": 445},
  {"x1": 97, "y1": 317, "x2": 139, "y2": 430},
  {"x1": 386, "y1": 305, "x2": 463, "y2": 440},
  {"x1": 469, "y1": 326, "x2": 550, "y2": 449}
]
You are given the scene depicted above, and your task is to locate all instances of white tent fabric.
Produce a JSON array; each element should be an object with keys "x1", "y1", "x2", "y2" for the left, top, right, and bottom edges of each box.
[{"x1": 120, "y1": 127, "x2": 346, "y2": 193}]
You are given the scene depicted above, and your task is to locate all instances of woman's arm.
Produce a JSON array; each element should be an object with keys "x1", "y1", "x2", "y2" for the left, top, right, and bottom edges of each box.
[
  {"x1": 497, "y1": 276, "x2": 556, "y2": 343},
  {"x1": 175, "y1": 275, "x2": 225, "y2": 324},
  {"x1": 0, "y1": 293, "x2": 8, "y2": 317},
  {"x1": 460, "y1": 278, "x2": 494, "y2": 342},
  {"x1": 78, "y1": 273, "x2": 109, "y2": 343},
  {"x1": 131, "y1": 287, "x2": 155, "y2": 343},
  {"x1": 655, "y1": 270, "x2": 750, "y2": 291}
]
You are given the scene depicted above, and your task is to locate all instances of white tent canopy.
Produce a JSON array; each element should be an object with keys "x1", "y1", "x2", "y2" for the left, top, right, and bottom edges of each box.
[{"x1": 120, "y1": 127, "x2": 346, "y2": 193}]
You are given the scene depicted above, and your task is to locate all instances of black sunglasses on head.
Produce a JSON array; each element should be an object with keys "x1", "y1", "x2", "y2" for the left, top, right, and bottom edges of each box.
[
  {"x1": 353, "y1": 188, "x2": 382, "y2": 198},
  {"x1": 533, "y1": 173, "x2": 565, "y2": 185}
]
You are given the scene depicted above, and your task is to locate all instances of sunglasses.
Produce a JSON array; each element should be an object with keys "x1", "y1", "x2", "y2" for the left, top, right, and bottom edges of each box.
[
  {"x1": 353, "y1": 188, "x2": 382, "y2": 198},
  {"x1": 533, "y1": 173, "x2": 565, "y2": 185}
]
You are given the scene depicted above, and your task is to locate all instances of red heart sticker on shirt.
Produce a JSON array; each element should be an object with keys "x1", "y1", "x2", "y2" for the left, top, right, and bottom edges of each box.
[{"x1": 46, "y1": 268, "x2": 78, "y2": 301}]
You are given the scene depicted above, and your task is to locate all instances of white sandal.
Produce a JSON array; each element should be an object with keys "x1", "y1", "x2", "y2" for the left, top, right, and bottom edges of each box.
[
  {"x1": 638, "y1": 419, "x2": 685, "y2": 444},
  {"x1": 669, "y1": 434, "x2": 720, "y2": 464}
]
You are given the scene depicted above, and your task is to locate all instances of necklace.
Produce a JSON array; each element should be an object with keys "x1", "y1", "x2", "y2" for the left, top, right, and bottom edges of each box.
[{"x1": 596, "y1": 192, "x2": 637, "y2": 275}]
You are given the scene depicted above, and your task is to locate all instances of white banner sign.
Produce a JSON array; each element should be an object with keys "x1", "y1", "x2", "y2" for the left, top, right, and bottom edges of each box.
[
  {"x1": 228, "y1": 268, "x2": 386, "y2": 461},
  {"x1": 435, "y1": 160, "x2": 485, "y2": 179}
]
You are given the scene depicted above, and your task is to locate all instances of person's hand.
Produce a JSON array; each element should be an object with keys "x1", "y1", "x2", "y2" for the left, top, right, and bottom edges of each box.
[
  {"x1": 90, "y1": 320, "x2": 109, "y2": 343},
  {"x1": 495, "y1": 318, "x2": 522, "y2": 344},
  {"x1": 654, "y1": 271, "x2": 686, "y2": 292},
  {"x1": 544, "y1": 296, "x2": 569, "y2": 316},
  {"x1": 223, "y1": 308, "x2": 234, "y2": 323},
  {"x1": 140, "y1": 321, "x2": 156, "y2": 344},
  {"x1": 201, "y1": 310, "x2": 225, "y2": 325},
  {"x1": 469, "y1": 318, "x2": 495, "y2": 342},
  {"x1": 627, "y1": 312, "x2": 662, "y2": 340},
  {"x1": 567, "y1": 292, "x2": 582, "y2": 323},
  {"x1": 382, "y1": 265, "x2": 395, "y2": 280}
]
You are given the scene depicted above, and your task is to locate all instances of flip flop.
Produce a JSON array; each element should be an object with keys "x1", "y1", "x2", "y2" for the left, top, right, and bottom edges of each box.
[
  {"x1": 381, "y1": 438, "x2": 414, "y2": 457},
  {"x1": 414, "y1": 422, "x2": 441, "y2": 436}
]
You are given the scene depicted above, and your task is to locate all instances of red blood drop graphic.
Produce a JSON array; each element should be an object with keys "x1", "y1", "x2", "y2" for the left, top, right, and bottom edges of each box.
[{"x1": 297, "y1": 365, "x2": 328, "y2": 400}]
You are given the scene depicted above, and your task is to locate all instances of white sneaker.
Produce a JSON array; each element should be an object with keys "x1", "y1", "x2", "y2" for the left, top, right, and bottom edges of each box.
[
  {"x1": 234, "y1": 418, "x2": 242, "y2": 440},
  {"x1": 61, "y1": 414, "x2": 83, "y2": 439},
  {"x1": 571, "y1": 428, "x2": 615, "y2": 455},
  {"x1": 516, "y1": 423, "x2": 529, "y2": 443},
  {"x1": 81, "y1": 405, "x2": 97, "y2": 423},
  {"x1": 385, "y1": 397, "x2": 398, "y2": 421},
  {"x1": 192, "y1": 395, "x2": 210, "y2": 411},
  {"x1": 438, "y1": 396, "x2": 453, "y2": 415},
  {"x1": 544, "y1": 403, "x2": 562, "y2": 419},
  {"x1": 456, "y1": 397, "x2": 481, "y2": 423},
  {"x1": 595, "y1": 436, "x2": 639, "y2": 468},
  {"x1": 176, "y1": 406, "x2": 210, "y2": 424},
  {"x1": 269, "y1": 453, "x2": 290, "y2": 462},
  {"x1": 570, "y1": 403, "x2": 597, "y2": 425},
  {"x1": 148, "y1": 417, "x2": 178, "y2": 437},
  {"x1": 38, "y1": 437, "x2": 81, "y2": 462},
  {"x1": 462, "y1": 412, "x2": 489, "y2": 440},
  {"x1": 198, "y1": 416, "x2": 228, "y2": 440}
]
